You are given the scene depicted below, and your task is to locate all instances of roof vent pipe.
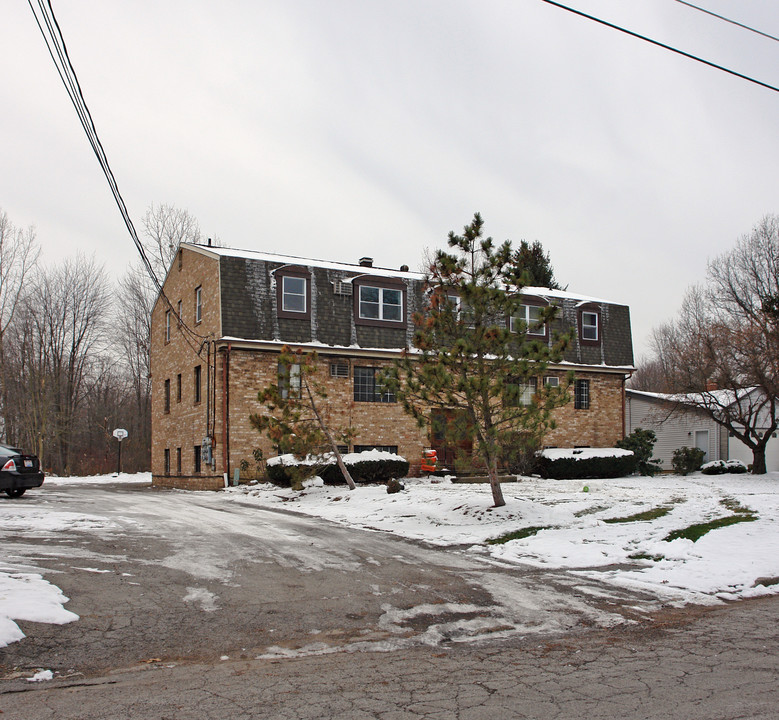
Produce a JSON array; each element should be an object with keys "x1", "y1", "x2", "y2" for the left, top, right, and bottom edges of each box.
[
  {"x1": 359, "y1": 257, "x2": 373, "y2": 267},
  {"x1": 400, "y1": 264, "x2": 409, "y2": 272}
]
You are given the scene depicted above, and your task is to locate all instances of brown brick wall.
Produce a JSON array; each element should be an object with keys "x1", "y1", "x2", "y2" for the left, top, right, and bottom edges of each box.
[
  {"x1": 223, "y1": 351, "x2": 429, "y2": 479},
  {"x1": 544, "y1": 371, "x2": 625, "y2": 448},
  {"x1": 150, "y1": 246, "x2": 222, "y2": 489}
]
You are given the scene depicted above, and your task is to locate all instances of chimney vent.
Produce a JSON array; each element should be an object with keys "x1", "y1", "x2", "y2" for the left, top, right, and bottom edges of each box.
[
  {"x1": 400, "y1": 264, "x2": 409, "y2": 272},
  {"x1": 359, "y1": 257, "x2": 373, "y2": 267}
]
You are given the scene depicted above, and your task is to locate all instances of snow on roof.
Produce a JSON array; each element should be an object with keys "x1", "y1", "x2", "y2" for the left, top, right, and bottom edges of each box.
[
  {"x1": 184, "y1": 243, "x2": 423, "y2": 280},
  {"x1": 627, "y1": 387, "x2": 759, "y2": 408},
  {"x1": 184, "y1": 243, "x2": 625, "y2": 306}
]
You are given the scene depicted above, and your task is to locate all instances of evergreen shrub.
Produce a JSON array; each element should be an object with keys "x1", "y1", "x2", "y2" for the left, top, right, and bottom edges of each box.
[
  {"x1": 320, "y1": 451, "x2": 410, "y2": 485},
  {"x1": 537, "y1": 449, "x2": 638, "y2": 479},
  {"x1": 671, "y1": 446, "x2": 705, "y2": 475},
  {"x1": 615, "y1": 428, "x2": 662, "y2": 476}
]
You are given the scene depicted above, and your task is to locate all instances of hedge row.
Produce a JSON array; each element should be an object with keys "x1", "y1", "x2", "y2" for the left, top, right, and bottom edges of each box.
[
  {"x1": 537, "y1": 448, "x2": 638, "y2": 479},
  {"x1": 266, "y1": 451, "x2": 409, "y2": 487}
]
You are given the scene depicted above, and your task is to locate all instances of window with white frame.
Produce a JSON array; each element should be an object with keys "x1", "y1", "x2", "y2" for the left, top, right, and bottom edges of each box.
[
  {"x1": 544, "y1": 376, "x2": 559, "y2": 387},
  {"x1": 282, "y1": 276, "x2": 307, "y2": 313},
  {"x1": 507, "y1": 377, "x2": 537, "y2": 406},
  {"x1": 358, "y1": 285, "x2": 402, "y2": 322},
  {"x1": 278, "y1": 362, "x2": 301, "y2": 399},
  {"x1": 165, "y1": 310, "x2": 171, "y2": 342},
  {"x1": 195, "y1": 286, "x2": 202, "y2": 324},
  {"x1": 581, "y1": 311, "x2": 598, "y2": 341},
  {"x1": 511, "y1": 304, "x2": 545, "y2": 335}
]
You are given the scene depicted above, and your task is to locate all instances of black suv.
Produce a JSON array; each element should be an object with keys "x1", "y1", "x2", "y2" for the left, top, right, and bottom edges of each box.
[{"x1": 0, "y1": 443, "x2": 45, "y2": 497}]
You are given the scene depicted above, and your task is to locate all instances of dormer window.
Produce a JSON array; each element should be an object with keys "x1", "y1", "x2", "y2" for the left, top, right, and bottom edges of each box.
[
  {"x1": 579, "y1": 308, "x2": 600, "y2": 343},
  {"x1": 354, "y1": 279, "x2": 406, "y2": 328},
  {"x1": 511, "y1": 303, "x2": 546, "y2": 336},
  {"x1": 282, "y1": 276, "x2": 306, "y2": 313},
  {"x1": 276, "y1": 268, "x2": 311, "y2": 320}
]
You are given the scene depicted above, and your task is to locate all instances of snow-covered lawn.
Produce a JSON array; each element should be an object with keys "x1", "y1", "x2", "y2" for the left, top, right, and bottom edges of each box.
[{"x1": 225, "y1": 471, "x2": 779, "y2": 606}]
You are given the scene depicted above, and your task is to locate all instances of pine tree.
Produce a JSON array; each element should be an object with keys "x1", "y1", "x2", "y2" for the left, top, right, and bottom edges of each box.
[
  {"x1": 513, "y1": 239, "x2": 560, "y2": 289},
  {"x1": 384, "y1": 213, "x2": 571, "y2": 507}
]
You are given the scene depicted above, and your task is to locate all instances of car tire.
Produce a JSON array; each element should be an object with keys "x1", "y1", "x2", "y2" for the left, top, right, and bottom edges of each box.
[{"x1": 4, "y1": 488, "x2": 26, "y2": 498}]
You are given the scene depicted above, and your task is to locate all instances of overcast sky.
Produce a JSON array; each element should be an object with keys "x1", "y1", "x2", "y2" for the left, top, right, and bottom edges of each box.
[{"x1": 3, "y1": 0, "x2": 777, "y2": 359}]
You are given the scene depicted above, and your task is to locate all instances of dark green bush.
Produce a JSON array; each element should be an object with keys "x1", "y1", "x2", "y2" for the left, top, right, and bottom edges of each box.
[
  {"x1": 615, "y1": 428, "x2": 662, "y2": 476},
  {"x1": 672, "y1": 446, "x2": 705, "y2": 475},
  {"x1": 319, "y1": 451, "x2": 410, "y2": 485},
  {"x1": 265, "y1": 455, "x2": 320, "y2": 488},
  {"x1": 537, "y1": 449, "x2": 638, "y2": 479}
]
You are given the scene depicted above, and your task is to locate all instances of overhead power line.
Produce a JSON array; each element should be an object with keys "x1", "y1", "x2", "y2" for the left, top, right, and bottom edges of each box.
[
  {"x1": 539, "y1": 0, "x2": 779, "y2": 94},
  {"x1": 675, "y1": 1, "x2": 779, "y2": 44},
  {"x1": 27, "y1": 0, "x2": 210, "y2": 350}
]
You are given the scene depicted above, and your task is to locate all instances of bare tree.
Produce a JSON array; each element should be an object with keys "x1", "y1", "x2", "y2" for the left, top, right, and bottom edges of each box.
[
  {"x1": 114, "y1": 204, "x2": 205, "y2": 471},
  {"x1": 141, "y1": 203, "x2": 202, "y2": 280},
  {"x1": 652, "y1": 215, "x2": 779, "y2": 473},
  {"x1": 0, "y1": 209, "x2": 40, "y2": 436},
  {"x1": 6, "y1": 256, "x2": 110, "y2": 473}
]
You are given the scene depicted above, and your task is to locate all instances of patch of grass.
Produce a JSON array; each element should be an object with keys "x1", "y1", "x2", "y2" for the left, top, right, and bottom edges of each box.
[
  {"x1": 574, "y1": 505, "x2": 609, "y2": 517},
  {"x1": 603, "y1": 506, "x2": 673, "y2": 524},
  {"x1": 629, "y1": 552, "x2": 665, "y2": 562},
  {"x1": 487, "y1": 526, "x2": 554, "y2": 544},
  {"x1": 720, "y1": 497, "x2": 756, "y2": 516},
  {"x1": 663, "y1": 513, "x2": 757, "y2": 543}
]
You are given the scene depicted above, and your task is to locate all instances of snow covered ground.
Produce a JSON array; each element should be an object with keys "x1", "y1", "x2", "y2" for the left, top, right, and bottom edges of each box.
[
  {"x1": 225, "y1": 471, "x2": 779, "y2": 606},
  {"x1": 2, "y1": 470, "x2": 779, "y2": 652}
]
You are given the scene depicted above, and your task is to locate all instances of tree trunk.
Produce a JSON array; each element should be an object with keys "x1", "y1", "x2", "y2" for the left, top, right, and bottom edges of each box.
[
  {"x1": 752, "y1": 445, "x2": 767, "y2": 475},
  {"x1": 487, "y1": 455, "x2": 505, "y2": 507}
]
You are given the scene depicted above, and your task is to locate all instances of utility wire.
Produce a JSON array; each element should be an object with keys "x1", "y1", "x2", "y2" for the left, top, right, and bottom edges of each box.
[
  {"x1": 540, "y1": 0, "x2": 779, "y2": 93},
  {"x1": 675, "y1": 1, "x2": 779, "y2": 44},
  {"x1": 27, "y1": 0, "x2": 210, "y2": 351}
]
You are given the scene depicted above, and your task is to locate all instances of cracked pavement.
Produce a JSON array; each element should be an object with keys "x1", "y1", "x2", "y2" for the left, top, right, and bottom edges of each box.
[{"x1": 1, "y1": 482, "x2": 777, "y2": 718}]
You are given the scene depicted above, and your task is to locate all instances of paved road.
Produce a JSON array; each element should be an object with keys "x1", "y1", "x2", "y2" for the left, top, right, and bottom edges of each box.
[{"x1": 1, "y1": 483, "x2": 777, "y2": 718}]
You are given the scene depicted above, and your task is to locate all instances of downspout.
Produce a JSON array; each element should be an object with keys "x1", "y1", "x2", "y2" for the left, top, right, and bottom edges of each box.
[
  {"x1": 222, "y1": 343, "x2": 231, "y2": 486},
  {"x1": 622, "y1": 372, "x2": 632, "y2": 438}
]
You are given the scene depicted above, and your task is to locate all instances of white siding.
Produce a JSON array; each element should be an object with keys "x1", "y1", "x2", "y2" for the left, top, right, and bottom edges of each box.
[
  {"x1": 626, "y1": 394, "x2": 722, "y2": 471},
  {"x1": 727, "y1": 430, "x2": 779, "y2": 471}
]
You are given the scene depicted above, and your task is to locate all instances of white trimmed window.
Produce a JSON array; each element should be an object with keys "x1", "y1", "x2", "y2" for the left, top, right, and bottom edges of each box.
[
  {"x1": 581, "y1": 311, "x2": 598, "y2": 341},
  {"x1": 279, "y1": 362, "x2": 301, "y2": 399},
  {"x1": 544, "y1": 376, "x2": 559, "y2": 387},
  {"x1": 195, "y1": 286, "x2": 202, "y2": 324},
  {"x1": 511, "y1": 304, "x2": 545, "y2": 335},
  {"x1": 359, "y1": 286, "x2": 402, "y2": 322},
  {"x1": 282, "y1": 276, "x2": 307, "y2": 313},
  {"x1": 165, "y1": 310, "x2": 171, "y2": 342}
]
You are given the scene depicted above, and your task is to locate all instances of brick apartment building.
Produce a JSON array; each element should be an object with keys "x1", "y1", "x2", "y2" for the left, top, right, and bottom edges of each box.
[{"x1": 150, "y1": 242, "x2": 635, "y2": 489}]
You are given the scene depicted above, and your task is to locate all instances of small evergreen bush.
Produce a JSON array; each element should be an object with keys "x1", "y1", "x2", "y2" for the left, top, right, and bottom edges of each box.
[
  {"x1": 671, "y1": 446, "x2": 705, "y2": 475},
  {"x1": 701, "y1": 459, "x2": 748, "y2": 475},
  {"x1": 615, "y1": 428, "x2": 662, "y2": 476},
  {"x1": 537, "y1": 449, "x2": 638, "y2": 479},
  {"x1": 319, "y1": 451, "x2": 410, "y2": 485},
  {"x1": 265, "y1": 454, "x2": 322, "y2": 489}
]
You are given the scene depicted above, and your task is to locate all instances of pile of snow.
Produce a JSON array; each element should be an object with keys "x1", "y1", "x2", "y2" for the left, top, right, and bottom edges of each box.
[
  {"x1": 0, "y1": 572, "x2": 78, "y2": 648},
  {"x1": 45, "y1": 472, "x2": 151, "y2": 485}
]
